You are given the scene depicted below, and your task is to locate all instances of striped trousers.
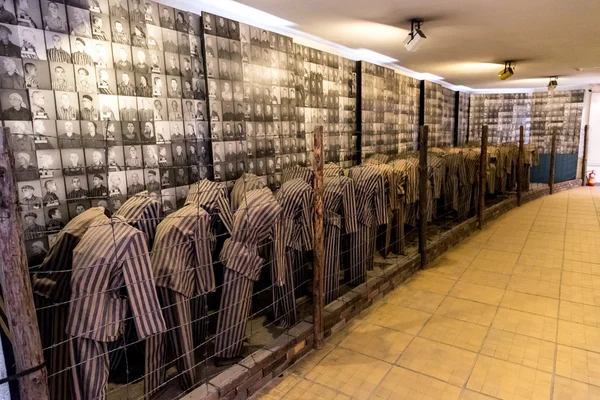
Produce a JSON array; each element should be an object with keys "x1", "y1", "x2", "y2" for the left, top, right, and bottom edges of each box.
[
  {"x1": 36, "y1": 297, "x2": 71, "y2": 400},
  {"x1": 69, "y1": 337, "x2": 110, "y2": 400},
  {"x1": 324, "y1": 223, "x2": 341, "y2": 305},
  {"x1": 272, "y1": 249, "x2": 297, "y2": 328},
  {"x1": 390, "y1": 200, "x2": 406, "y2": 256},
  {"x1": 347, "y1": 223, "x2": 369, "y2": 286},
  {"x1": 145, "y1": 287, "x2": 198, "y2": 397},
  {"x1": 214, "y1": 268, "x2": 253, "y2": 359}
]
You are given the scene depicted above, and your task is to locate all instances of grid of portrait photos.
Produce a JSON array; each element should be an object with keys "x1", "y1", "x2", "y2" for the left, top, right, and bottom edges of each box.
[
  {"x1": 469, "y1": 93, "x2": 533, "y2": 144},
  {"x1": 204, "y1": 13, "x2": 305, "y2": 190},
  {"x1": 293, "y1": 45, "x2": 357, "y2": 167},
  {"x1": 398, "y1": 74, "x2": 420, "y2": 153},
  {"x1": 531, "y1": 90, "x2": 584, "y2": 154},
  {"x1": 456, "y1": 91, "x2": 470, "y2": 146},
  {"x1": 1, "y1": 0, "x2": 208, "y2": 265},
  {"x1": 423, "y1": 81, "x2": 455, "y2": 148}
]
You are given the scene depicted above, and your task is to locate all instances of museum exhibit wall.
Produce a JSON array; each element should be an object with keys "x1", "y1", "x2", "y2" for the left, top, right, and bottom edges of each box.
[
  {"x1": 423, "y1": 80, "x2": 455, "y2": 148},
  {"x1": 457, "y1": 91, "x2": 470, "y2": 145}
]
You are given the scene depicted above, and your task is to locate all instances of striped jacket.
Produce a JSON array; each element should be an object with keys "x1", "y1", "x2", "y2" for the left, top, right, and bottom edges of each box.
[
  {"x1": 324, "y1": 175, "x2": 358, "y2": 234},
  {"x1": 31, "y1": 207, "x2": 106, "y2": 303},
  {"x1": 151, "y1": 204, "x2": 215, "y2": 297},
  {"x1": 113, "y1": 191, "x2": 161, "y2": 246},
  {"x1": 282, "y1": 166, "x2": 314, "y2": 185},
  {"x1": 220, "y1": 188, "x2": 281, "y2": 281},
  {"x1": 67, "y1": 214, "x2": 166, "y2": 341},
  {"x1": 323, "y1": 162, "x2": 344, "y2": 177},
  {"x1": 230, "y1": 173, "x2": 265, "y2": 212},
  {"x1": 273, "y1": 179, "x2": 312, "y2": 285},
  {"x1": 348, "y1": 165, "x2": 388, "y2": 227},
  {"x1": 186, "y1": 179, "x2": 234, "y2": 237}
]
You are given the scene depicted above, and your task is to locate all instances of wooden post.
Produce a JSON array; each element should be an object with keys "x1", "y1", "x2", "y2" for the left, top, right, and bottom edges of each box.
[
  {"x1": 312, "y1": 126, "x2": 324, "y2": 349},
  {"x1": 479, "y1": 126, "x2": 488, "y2": 229},
  {"x1": 0, "y1": 128, "x2": 49, "y2": 399},
  {"x1": 582, "y1": 125, "x2": 589, "y2": 186},
  {"x1": 517, "y1": 126, "x2": 524, "y2": 206},
  {"x1": 418, "y1": 125, "x2": 428, "y2": 268},
  {"x1": 549, "y1": 128, "x2": 557, "y2": 194}
]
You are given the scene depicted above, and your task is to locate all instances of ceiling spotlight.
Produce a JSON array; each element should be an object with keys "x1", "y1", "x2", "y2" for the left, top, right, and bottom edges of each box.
[
  {"x1": 404, "y1": 19, "x2": 426, "y2": 52},
  {"x1": 548, "y1": 76, "x2": 558, "y2": 94},
  {"x1": 498, "y1": 61, "x2": 515, "y2": 80}
]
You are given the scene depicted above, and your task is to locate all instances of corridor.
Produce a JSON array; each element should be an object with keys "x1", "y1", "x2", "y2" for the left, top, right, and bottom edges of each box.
[{"x1": 254, "y1": 187, "x2": 600, "y2": 400}]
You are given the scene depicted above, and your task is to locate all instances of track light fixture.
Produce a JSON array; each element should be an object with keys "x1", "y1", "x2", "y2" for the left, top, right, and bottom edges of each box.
[
  {"x1": 404, "y1": 19, "x2": 426, "y2": 52},
  {"x1": 548, "y1": 76, "x2": 558, "y2": 94},
  {"x1": 498, "y1": 61, "x2": 515, "y2": 80}
]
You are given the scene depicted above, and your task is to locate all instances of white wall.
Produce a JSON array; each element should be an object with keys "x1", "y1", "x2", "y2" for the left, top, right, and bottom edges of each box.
[{"x1": 588, "y1": 92, "x2": 600, "y2": 173}]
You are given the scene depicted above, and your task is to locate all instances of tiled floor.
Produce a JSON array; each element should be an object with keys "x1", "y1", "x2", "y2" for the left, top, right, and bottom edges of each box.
[{"x1": 253, "y1": 187, "x2": 600, "y2": 400}]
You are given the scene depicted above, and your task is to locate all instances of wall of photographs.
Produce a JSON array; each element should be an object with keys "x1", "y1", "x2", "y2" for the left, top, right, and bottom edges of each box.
[
  {"x1": 468, "y1": 90, "x2": 584, "y2": 154},
  {"x1": 3, "y1": 0, "x2": 209, "y2": 264},
  {"x1": 531, "y1": 90, "x2": 584, "y2": 154},
  {"x1": 293, "y1": 44, "x2": 357, "y2": 169},
  {"x1": 457, "y1": 91, "x2": 469, "y2": 145},
  {"x1": 468, "y1": 93, "x2": 532, "y2": 145},
  {"x1": 398, "y1": 73, "x2": 420, "y2": 152},
  {"x1": 423, "y1": 81, "x2": 455, "y2": 148},
  {"x1": 204, "y1": 13, "x2": 305, "y2": 189}
]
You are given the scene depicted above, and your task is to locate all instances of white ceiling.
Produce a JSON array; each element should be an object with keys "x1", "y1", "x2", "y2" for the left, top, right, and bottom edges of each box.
[{"x1": 234, "y1": 0, "x2": 600, "y2": 90}]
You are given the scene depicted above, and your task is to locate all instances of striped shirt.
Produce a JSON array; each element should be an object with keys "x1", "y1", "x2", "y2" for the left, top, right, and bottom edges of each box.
[
  {"x1": 282, "y1": 166, "x2": 314, "y2": 185},
  {"x1": 31, "y1": 207, "x2": 106, "y2": 303},
  {"x1": 113, "y1": 191, "x2": 161, "y2": 246},
  {"x1": 230, "y1": 173, "x2": 265, "y2": 212},
  {"x1": 151, "y1": 204, "x2": 215, "y2": 297},
  {"x1": 57, "y1": 106, "x2": 79, "y2": 120},
  {"x1": 348, "y1": 165, "x2": 388, "y2": 227},
  {"x1": 219, "y1": 188, "x2": 282, "y2": 281},
  {"x1": 71, "y1": 51, "x2": 95, "y2": 66},
  {"x1": 324, "y1": 175, "x2": 359, "y2": 234},
  {"x1": 67, "y1": 214, "x2": 166, "y2": 341},
  {"x1": 186, "y1": 179, "x2": 234, "y2": 236},
  {"x1": 323, "y1": 163, "x2": 344, "y2": 177},
  {"x1": 47, "y1": 48, "x2": 71, "y2": 63}
]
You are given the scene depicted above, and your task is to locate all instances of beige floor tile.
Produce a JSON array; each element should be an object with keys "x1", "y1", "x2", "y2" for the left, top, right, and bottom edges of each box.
[
  {"x1": 557, "y1": 320, "x2": 600, "y2": 353},
  {"x1": 397, "y1": 337, "x2": 477, "y2": 387},
  {"x1": 436, "y1": 297, "x2": 498, "y2": 327},
  {"x1": 506, "y1": 276, "x2": 560, "y2": 299},
  {"x1": 492, "y1": 308, "x2": 557, "y2": 342},
  {"x1": 385, "y1": 287, "x2": 445, "y2": 314},
  {"x1": 449, "y1": 282, "x2": 505, "y2": 306},
  {"x1": 500, "y1": 291, "x2": 559, "y2": 318},
  {"x1": 560, "y1": 283, "x2": 600, "y2": 307},
  {"x1": 511, "y1": 264, "x2": 562, "y2": 283},
  {"x1": 562, "y1": 271, "x2": 600, "y2": 290},
  {"x1": 364, "y1": 303, "x2": 431, "y2": 335},
  {"x1": 418, "y1": 315, "x2": 489, "y2": 352},
  {"x1": 480, "y1": 328, "x2": 555, "y2": 373},
  {"x1": 563, "y1": 260, "x2": 600, "y2": 276},
  {"x1": 290, "y1": 343, "x2": 337, "y2": 378},
  {"x1": 556, "y1": 344, "x2": 600, "y2": 387},
  {"x1": 517, "y1": 253, "x2": 563, "y2": 269},
  {"x1": 482, "y1": 241, "x2": 524, "y2": 254},
  {"x1": 281, "y1": 380, "x2": 351, "y2": 400},
  {"x1": 468, "y1": 258, "x2": 516, "y2": 275},
  {"x1": 254, "y1": 375, "x2": 302, "y2": 399},
  {"x1": 421, "y1": 264, "x2": 468, "y2": 280},
  {"x1": 564, "y1": 251, "x2": 600, "y2": 264},
  {"x1": 459, "y1": 389, "x2": 498, "y2": 399},
  {"x1": 338, "y1": 322, "x2": 413, "y2": 363},
  {"x1": 404, "y1": 273, "x2": 457, "y2": 295},
  {"x1": 459, "y1": 269, "x2": 511, "y2": 290},
  {"x1": 475, "y1": 249, "x2": 520, "y2": 264},
  {"x1": 559, "y1": 301, "x2": 600, "y2": 328},
  {"x1": 553, "y1": 376, "x2": 600, "y2": 400},
  {"x1": 371, "y1": 366, "x2": 462, "y2": 400},
  {"x1": 305, "y1": 348, "x2": 391, "y2": 400},
  {"x1": 466, "y1": 355, "x2": 552, "y2": 400}
]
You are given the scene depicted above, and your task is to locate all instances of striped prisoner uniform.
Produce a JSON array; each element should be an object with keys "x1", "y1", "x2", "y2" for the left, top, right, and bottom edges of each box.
[
  {"x1": 31, "y1": 207, "x2": 106, "y2": 400},
  {"x1": 282, "y1": 166, "x2": 314, "y2": 185},
  {"x1": 214, "y1": 188, "x2": 281, "y2": 359},
  {"x1": 67, "y1": 215, "x2": 166, "y2": 400},
  {"x1": 145, "y1": 203, "x2": 213, "y2": 397},
  {"x1": 230, "y1": 174, "x2": 265, "y2": 212},
  {"x1": 323, "y1": 175, "x2": 358, "y2": 304},
  {"x1": 272, "y1": 178, "x2": 312, "y2": 328},
  {"x1": 345, "y1": 165, "x2": 387, "y2": 285}
]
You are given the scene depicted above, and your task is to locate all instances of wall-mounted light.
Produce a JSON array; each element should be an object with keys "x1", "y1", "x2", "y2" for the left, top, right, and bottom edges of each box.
[
  {"x1": 404, "y1": 19, "x2": 426, "y2": 52},
  {"x1": 498, "y1": 61, "x2": 515, "y2": 80}
]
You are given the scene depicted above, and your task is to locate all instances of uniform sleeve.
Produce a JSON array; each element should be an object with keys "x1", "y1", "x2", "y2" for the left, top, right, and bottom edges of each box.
[
  {"x1": 123, "y1": 233, "x2": 166, "y2": 339},
  {"x1": 342, "y1": 180, "x2": 359, "y2": 234},
  {"x1": 193, "y1": 212, "x2": 215, "y2": 294},
  {"x1": 375, "y1": 173, "x2": 388, "y2": 226},
  {"x1": 217, "y1": 188, "x2": 234, "y2": 235},
  {"x1": 299, "y1": 189, "x2": 313, "y2": 251}
]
